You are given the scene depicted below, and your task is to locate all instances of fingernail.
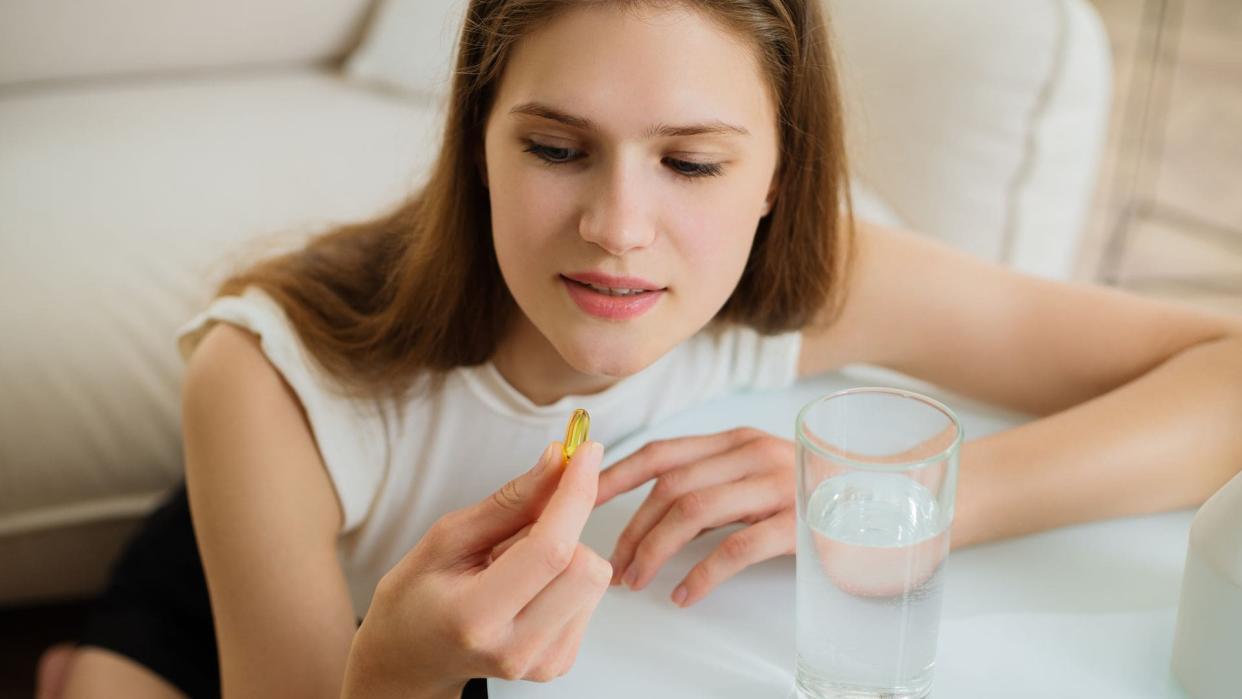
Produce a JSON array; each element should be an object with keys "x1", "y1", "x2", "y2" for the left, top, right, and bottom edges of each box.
[
  {"x1": 582, "y1": 441, "x2": 603, "y2": 470},
  {"x1": 672, "y1": 585, "x2": 688, "y2": 607},
  {"x1": 610, "y1": 559, "x2": 626, "y2": 586},
  {"x1": 622, "y1": 563, "x2": 638, "y2": 588}
]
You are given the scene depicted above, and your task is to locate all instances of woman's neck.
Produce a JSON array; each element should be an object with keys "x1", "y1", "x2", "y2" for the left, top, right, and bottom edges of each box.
[{"x1": 489, "y1": 314, "x2": 620, "y2": 407}]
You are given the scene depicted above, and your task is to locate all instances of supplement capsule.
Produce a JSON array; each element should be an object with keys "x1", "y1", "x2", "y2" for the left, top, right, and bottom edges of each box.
[{"x1": 562, "y1": 408, "x2": 591, "y2": 464}]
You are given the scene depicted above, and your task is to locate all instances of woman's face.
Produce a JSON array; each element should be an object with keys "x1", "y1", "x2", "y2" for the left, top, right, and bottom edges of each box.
[{"x1": 483, "y1": 2, "x2": 779, "y2": 380}]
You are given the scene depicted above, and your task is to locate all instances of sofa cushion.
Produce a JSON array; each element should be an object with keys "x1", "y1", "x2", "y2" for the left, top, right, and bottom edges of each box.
[
  {"x1": 0, "y1": 71, "x2": 444, "y2": 594},
  {"x1": 0, "y1": 0, "x2": 375, "y2": 87},
  {"x1": 828, "y1": 0, "x2": 1112, "y2": 279},
  {"x1": 344, "y1": 0, "x2": 468, "y2": 99}
]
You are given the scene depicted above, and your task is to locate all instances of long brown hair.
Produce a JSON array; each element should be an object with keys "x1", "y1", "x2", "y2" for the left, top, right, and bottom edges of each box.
[{"x1": 216, "y1": 0, "x2": 854, "y2": 408}]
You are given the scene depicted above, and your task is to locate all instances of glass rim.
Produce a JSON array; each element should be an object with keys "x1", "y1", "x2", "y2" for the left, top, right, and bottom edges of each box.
[{"x1": 795, "y1": 386, "x2": 964, "y2": 472}]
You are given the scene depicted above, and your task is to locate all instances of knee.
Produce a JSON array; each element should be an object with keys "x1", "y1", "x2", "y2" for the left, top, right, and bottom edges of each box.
[{"x1": 36, "y1": 642, "x2": 78, "y2": 699}]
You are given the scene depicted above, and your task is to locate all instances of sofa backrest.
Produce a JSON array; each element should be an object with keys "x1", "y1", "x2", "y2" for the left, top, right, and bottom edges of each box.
[{"x1": 0, "y1": 0, "x2": 376, "y2": 88}]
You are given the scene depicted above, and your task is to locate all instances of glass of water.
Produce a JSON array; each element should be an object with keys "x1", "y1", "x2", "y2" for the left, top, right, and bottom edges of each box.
[{"x1": 794, "y1": 387, "x2": 962, "y2": 699}]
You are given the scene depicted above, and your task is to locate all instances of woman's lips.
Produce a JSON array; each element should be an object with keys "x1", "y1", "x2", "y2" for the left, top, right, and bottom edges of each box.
[
  {"x1": 563, "y1": 271, "x2": 663, "y2": 291},
  {"x1": 560, "y1": 275, "x2": 665, "y2": 321}
]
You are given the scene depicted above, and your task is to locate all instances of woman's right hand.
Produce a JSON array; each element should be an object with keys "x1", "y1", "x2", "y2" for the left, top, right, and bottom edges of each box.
[{"x1": 341, "y1": 440, "x2": 611, "y2": 698}]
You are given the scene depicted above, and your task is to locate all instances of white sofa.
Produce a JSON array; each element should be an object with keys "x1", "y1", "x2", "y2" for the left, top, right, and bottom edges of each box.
[{"x1": 0, "y1": 0, "x2": 1111, "y2": 605}]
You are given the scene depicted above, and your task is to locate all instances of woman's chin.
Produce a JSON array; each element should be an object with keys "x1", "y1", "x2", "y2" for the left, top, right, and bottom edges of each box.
[{"x1": 561, "y1": 338, "x2": 664, "y2": 380}]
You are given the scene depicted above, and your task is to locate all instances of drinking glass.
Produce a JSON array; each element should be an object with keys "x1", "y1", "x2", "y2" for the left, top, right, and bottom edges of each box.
[{"x1": 793, "y1": 387, "x2": 963, "y2": 699}]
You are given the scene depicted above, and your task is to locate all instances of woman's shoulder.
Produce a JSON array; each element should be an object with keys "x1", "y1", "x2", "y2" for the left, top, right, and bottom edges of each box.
[
  {"x1": 181, "y1": 321, "x2": 346, "y2": 531},
  {"x1": 177, "y1": 286, "x2": 305, "y2": 375},
  {"x1": 177, "y1": 287, "x2": 392, "y2": 533},
  {"x1": 181, "y1": 320, "x2": 303, "y2": 416},
  {"x1": 183, "y1": 319, "x2": 275, "y2": 384}
]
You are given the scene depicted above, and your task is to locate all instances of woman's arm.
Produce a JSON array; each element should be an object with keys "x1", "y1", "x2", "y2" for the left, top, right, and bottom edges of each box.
[
  {"x1": 953, "y1": 334, "x2": 1242, "y2": 547},
  {"x1": 181, "y1": 323, "x2": 358, "y2": 698},
  {"x1": 800, "y1": 220, "x2": 1242, "y2": 546}
]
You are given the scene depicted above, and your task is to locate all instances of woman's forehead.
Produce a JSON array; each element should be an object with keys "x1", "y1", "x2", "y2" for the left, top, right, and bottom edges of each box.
[{"x1": 490, "y1": 2, "x2": 776, "y2": 144}]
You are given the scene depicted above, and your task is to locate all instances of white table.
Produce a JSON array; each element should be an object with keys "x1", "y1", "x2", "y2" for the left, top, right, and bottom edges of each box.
[{"x1": 491, "y1": 366, "x2": 1195, "y2": 698}]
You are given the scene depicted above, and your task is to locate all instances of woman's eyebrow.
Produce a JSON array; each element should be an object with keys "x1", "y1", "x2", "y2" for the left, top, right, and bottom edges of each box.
[{"x1": 508, "y1": 101, "x2": 750, "y2": 138}]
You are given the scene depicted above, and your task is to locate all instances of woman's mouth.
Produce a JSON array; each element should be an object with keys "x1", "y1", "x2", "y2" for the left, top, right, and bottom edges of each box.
[{"x1": 560, "y1": 275, "x2": 666, "y2": 321}]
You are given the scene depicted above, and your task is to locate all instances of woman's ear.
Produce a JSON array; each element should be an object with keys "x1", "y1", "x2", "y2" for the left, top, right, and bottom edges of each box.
[{"x1": 762, "y1": 179, "x2": 778, "y2": 217}]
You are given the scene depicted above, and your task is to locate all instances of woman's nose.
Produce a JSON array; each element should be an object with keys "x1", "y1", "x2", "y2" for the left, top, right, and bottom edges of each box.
[{"x1": 578, "y1": 168, "x2": 656, "y2": 256}]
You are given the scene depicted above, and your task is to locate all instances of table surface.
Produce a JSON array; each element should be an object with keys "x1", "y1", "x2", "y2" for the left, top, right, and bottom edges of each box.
[{"x1": 491, "y1": 366, "x2": 1195, "y2": 698}]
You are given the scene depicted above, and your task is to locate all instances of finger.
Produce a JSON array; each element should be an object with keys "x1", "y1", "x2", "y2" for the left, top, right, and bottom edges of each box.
[
  {"x1": 672, "y1": 508, "x2": 796, "y2": 608},
  {"x1": 466, "y1": 544, "x2": 604, "y2": 682},
  {"x1": 476, "y1": 441, "x2": 603, "y2": 617},
  {"x1": 528, "y1": 440, "x2": 602, "y2": 543},
  {"x1": 449, "y1": 443, "x2": 563, "y2": 555},
  {"x1": 596, "y1": 428, "x2": 763, "y2": 506},
  {"x1": 609, "y1": 438, "x2": 773, "y2": 584},
  {"x1": 623, "y1": 475, "x2": 789, "y2": 592},
  {"x1": 526, "y1": 600, "x2": 599, "y2": 682},
  {"x1": 491, "y1": 522, "x2": 533, "y2": 561},
  {"x1": 509, "y1": 543, "x2": 611, "y2": 660}
]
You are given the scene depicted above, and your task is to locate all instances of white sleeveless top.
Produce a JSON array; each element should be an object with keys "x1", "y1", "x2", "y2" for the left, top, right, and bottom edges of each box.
[{"x1": 175, "y1": 286, "x2": 803, "y2": 616}]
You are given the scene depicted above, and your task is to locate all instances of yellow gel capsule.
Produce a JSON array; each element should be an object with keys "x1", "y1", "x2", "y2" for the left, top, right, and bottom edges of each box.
[{"x1": 562, "y1": 408, "x2": 591, "y2": 464}]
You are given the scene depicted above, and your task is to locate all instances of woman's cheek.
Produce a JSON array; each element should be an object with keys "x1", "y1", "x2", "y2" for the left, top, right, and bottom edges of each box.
[
  {"x1": 493, "y1": 180, "x2": 573, "y2": 270},
  {"x1": 675, "y1": 209, "x2": 754, "y2": 294}
]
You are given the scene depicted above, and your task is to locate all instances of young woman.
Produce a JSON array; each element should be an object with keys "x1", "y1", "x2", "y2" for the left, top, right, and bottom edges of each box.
[{"x1": 39, "y1": 0, "x2": 1242, "y2": 697}]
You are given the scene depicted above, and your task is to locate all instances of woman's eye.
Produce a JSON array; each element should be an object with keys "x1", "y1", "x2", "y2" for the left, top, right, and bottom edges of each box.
[
  {"x1": 523, "y1": 142, "x2": 581, "y2": 164},
  {"x1": 663, "y1": 158, "x2": 724, "y2": 178},
  {"x1": 522, "y1": 141, "x2": 723, "y2": 179}
]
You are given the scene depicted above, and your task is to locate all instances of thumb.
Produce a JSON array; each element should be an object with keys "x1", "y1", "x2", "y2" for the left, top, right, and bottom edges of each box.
[{"x1": 454, "y1": 442, "x2": 564, "y2": 553}]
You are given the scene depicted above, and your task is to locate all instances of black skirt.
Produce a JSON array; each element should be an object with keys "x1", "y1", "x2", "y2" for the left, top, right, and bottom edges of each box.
[{"x1": 78, "y1": 485, "x2": 488, "y2": 698}]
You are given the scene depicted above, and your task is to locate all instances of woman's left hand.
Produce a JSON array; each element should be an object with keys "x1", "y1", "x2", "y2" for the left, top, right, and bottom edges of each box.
[{"x1": 594, "y1": 427, "x2": 795, "y2": 608}]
